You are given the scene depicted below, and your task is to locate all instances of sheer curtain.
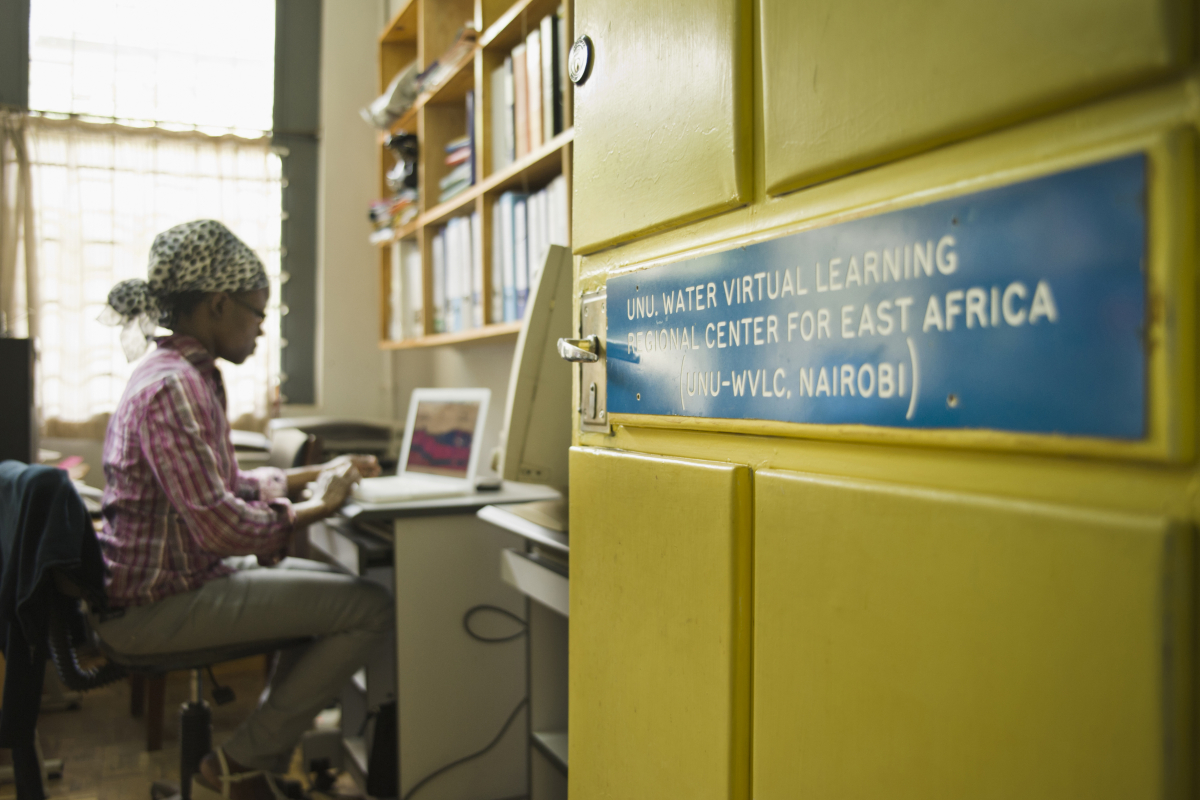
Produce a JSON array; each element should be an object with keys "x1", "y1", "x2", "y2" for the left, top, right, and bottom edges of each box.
[
  {"x1": 29, "y1": 117, "x2": 283, "y2": 435},
  {"x1": 24, "y1": 0, "x2": 280, "y2": 437}
]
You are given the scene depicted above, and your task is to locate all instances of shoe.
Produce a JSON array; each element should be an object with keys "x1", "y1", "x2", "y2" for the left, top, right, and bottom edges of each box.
[{"x1": 190, "y1": 748, "x2": 300, "y2": 800}]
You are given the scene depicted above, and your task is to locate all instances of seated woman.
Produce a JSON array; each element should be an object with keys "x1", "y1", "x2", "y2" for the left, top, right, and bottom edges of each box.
[{"x1": 95, "y1": 220, "x2": 392, "y2": 800}]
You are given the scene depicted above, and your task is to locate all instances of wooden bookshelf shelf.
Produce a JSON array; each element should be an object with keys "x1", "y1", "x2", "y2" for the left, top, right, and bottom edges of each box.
[
  {"x1": 481, "y1": 0, "x2": 566, "y2": 51},
  {"x1": 380, "y1": 321, "x2": 523, "y2": 350},
  {"x1": 480, "y1": 128, "x2": 573, "y2": 194},
  {"x1": 381, "y1": 0, "x2": 417, "y2": 44},
  {"x1": 375, "y1": 0, "x2": 573, "y2": 347},
  {"x1": 375, "y1": 128, "x2": 574, "y2": 247}
]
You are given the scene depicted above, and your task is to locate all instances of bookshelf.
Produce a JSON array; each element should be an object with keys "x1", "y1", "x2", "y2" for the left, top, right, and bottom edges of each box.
[{"x1": 375, "y1": 0, "x2": 574, "y2": 350}]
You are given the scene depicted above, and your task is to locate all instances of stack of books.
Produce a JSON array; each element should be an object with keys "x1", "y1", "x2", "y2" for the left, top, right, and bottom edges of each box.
[
  {"x1": 490, "y1": 7, "x2": 567, "y2": 173},
  {"x1": 438, "y1": 91, "x2": 476, "y2": 204},
  {"x1": 368, "y1": 187, "x2": 418, "y2": 245},
  {"x1": 491, "y1": 175, "x2": 568, "y2": 323},
  {"x1": 431, "y1": 213, "x2": 484, "y2": 334}
]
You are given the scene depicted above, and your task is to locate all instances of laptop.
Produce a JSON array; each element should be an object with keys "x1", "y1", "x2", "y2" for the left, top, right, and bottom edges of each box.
[{"x1": 352, "y1": 388, "x2": 491, "y2": 504}]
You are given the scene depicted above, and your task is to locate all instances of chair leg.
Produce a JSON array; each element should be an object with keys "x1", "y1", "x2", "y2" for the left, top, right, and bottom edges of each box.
[
  {"x1": 146, "y1": 674, "x2": 166, "y2": 752},
  {"x1": 130, "y1": 673, "x2": 146, "y2": 718}
]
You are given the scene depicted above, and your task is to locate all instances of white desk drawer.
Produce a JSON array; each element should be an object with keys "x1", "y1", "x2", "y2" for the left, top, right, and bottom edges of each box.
[{"x1": 501, "y1": 549, "x2": 568, "y2": 617}]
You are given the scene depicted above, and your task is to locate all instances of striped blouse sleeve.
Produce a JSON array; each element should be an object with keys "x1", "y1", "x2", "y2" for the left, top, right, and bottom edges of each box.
[{"x1": 138, "y1": 373, "x2": 294, "y2": 557}]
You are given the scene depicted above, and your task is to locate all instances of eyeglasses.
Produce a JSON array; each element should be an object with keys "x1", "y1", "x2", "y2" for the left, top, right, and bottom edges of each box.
[{"x1": 229, "y1": 295, "x2": 268, "y2": 321}]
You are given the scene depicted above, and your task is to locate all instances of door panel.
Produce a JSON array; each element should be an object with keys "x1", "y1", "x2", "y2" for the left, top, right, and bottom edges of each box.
[
  {"x1": 569, "y1": 447, "x2": 751, "y2": 800},
  {"x1": 571, "y1": 0, "x2": 751, "y2": 252},
  {"x1": 753, "y1": 469, "x2": 1190, "y2": 799},
  {"x1": 760, "y1": 0, "x2": 1190, "y2": 195}
]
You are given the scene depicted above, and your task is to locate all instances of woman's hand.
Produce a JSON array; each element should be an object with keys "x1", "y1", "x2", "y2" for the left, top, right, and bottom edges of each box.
[
  {"x1": 292, "y1": 461, "x2": 362, "y2": 528},
  {"x1": 326, "y1": 454, "x2": 382, "y2": 479},
  {"x1": 312, "y1": 460, "x2": 362, "y2": 511}
]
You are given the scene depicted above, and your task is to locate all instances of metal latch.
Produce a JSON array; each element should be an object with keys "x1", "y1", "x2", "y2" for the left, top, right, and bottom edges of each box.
[
  {"x1": 557, "y1": 335, "x2": 599, "y2": 362},
  {"x1": 558, "y1": 289, "x2": 608, "y2": 433}
]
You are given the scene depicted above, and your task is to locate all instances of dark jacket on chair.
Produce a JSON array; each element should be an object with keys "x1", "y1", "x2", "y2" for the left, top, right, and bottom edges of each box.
[{"x1": 0, "y1": 461, "x2": 107, "y2": 797}]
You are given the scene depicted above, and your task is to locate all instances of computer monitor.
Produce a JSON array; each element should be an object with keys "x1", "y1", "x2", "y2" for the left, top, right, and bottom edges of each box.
[
  {"x1": 495, "y1": 244, "x2": 573, "y2": 493},
  {"x1": 399, "y1": 388, "x2": 490, "y2": 482}
]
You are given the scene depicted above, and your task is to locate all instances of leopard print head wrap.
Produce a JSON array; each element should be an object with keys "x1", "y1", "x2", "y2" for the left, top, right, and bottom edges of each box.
[{"x1": 99, "y1": 220, "x2": 268, "y2": 361}]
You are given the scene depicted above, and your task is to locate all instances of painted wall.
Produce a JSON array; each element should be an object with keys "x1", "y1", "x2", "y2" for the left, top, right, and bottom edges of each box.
[{"x1": 283, "y1": 0, "x2": 393, "y2": 423}]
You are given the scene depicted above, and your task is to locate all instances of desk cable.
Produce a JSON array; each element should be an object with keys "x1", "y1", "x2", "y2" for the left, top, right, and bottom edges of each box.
[{"x1": 399, "y1": 605, "x2": 530, "y2": 800}]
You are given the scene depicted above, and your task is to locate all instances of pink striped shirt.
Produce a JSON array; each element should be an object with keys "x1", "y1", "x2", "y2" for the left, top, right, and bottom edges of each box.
[{"x1": 99, "y1": 335, "x2": 294, "y2": 606}]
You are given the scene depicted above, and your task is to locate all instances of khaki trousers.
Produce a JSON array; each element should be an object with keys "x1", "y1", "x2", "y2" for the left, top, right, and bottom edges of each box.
[{"x1": 93, "y1": 557, "x2": 393, "y2": 771}]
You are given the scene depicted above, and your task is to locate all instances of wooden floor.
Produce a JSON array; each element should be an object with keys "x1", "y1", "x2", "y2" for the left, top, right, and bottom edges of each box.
[{"x1": 2, "y1": 657, "x2": 365, "y2": 800}]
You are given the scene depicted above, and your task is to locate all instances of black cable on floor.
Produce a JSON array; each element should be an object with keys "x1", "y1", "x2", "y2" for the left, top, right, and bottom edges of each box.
[
  {"x1": 400, "y1": 696, "x2": 529, "y2": 800},
  {"x1": 462, "y1": 603, "x2": 527, "y2": 643}
]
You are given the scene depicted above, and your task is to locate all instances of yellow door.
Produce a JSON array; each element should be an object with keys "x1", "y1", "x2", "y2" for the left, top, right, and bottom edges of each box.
[
  {"x1": 571, "y1": 0, "x2": 752, "y2": 252},
  {"x1": 759, "y1": 0, "x2": 1190, "y2": 195},
  {"x1": 567, "y1": 0, "x2": 1199, "y2": 797},
  {"x1": 754, "y1": 469, "x2": 1192, "y2": 799},
  {"x1": 568, "y1": 447, "x2": 751, "y2": 800}
]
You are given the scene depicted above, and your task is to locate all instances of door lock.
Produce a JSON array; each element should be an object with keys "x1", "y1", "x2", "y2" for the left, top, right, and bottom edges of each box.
[
  {"x1": 557, "y1": 335, "x2": 600, "y2": 362},
  {"x1": 565, "y1": 290, "x2": 608, "y2": 433}
]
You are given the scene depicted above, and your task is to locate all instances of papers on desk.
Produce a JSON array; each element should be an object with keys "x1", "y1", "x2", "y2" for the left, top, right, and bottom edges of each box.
[{"x1": 477, "y1": 502, "x2": 567, "y2": 553}]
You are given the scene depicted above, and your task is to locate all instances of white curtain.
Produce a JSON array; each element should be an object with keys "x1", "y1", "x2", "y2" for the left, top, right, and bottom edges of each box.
[
  {"x1": 27, "y1": 115, "x2": 284, "y2": 434},
  {"x1": 0, "y1": 111, "x2": 38, "y2": 341}
]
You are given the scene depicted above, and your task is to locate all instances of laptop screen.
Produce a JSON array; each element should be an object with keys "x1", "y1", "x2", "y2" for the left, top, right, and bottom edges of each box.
[{"x1": 404, "y1": 399, "x2": 482, "y2": 479}]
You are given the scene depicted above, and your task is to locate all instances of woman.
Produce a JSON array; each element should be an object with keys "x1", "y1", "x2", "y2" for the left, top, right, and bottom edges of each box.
[{"x1": 97, "y1": 220, "x2": 391, "y2": 800}]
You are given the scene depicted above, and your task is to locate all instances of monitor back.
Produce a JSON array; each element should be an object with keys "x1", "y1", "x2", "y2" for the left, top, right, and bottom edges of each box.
[{"x1": 498, "y1": 244, "x2": 573, "y2": 492}]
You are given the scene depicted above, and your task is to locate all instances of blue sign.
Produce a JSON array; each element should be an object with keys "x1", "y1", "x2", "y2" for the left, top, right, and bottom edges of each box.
[{"x1": 607, "y1": 155, "x2": 1147, "y2": 438}]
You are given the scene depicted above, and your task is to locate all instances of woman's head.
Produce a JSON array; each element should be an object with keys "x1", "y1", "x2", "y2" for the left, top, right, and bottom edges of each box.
[{"x1": 101, "y1": 220, "x2": 269, "y2": 361}]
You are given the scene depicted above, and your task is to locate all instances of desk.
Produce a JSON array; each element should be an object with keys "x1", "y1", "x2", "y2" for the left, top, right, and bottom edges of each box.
[
  {"x1": 478, "y1": 504, "x2": 569, "y2": 800},
  {"x1": 308, "y1": 481, "x2": 560, "y2": 799}
]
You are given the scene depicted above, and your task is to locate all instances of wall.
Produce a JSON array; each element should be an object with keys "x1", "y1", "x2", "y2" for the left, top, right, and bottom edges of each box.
[{"x1": 283, "y1": 0, "x2": 393, "y2": 423}]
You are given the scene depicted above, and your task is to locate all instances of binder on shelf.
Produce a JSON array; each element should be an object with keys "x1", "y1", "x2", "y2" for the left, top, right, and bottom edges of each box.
[
  {"x1": 389, "y1": 243, "x2": 403, "y2": 341},
  {"x1": 514, "y1": 196, "x2": 529, "y2": 319},
  {"x1": 557, "y1": 6, "x2": 568, "y2": 129},
  {"x1": 471, "y1": 211, "x2": 484, "y2": 328},
  {"x1": 525, "y1": 30, "x2": 543, "y2": 152},
  {"x1": 512, "y1": 43, "x2": 529, "y2": 160},
  {"x1": 456, "y1": 215, "x2": 472, "y2": 330},
  {"x1": 500, "y1": 192, "x2": 519, "y2": 322},
  {"x1": 466, "y1": 88, "x2": 477, "y2": 186},
  {"x1": 491, "y1": 59, "x2": 515, "y2": 173},
  {"x1": 491, "y1": 200, "x2": 505, "y2": 323},
  {"x1": 403, "y1": 239, "x2": 423, "y2": 336},
  {"x1": 540, "y1": 13, "x2": 561, "y2": 141},
  {"x1": 431, "y1": 229, "x2": 447, "y2": 333}
]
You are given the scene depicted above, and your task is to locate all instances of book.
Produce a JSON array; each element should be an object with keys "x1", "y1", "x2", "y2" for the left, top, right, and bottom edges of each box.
[
  {"x1": 389, "y1": 242, "x2": 403, "y2": 340},
  {"x1": 471, "y1": 211, "x2": 484, "y2": 328},
  {"x1": 431, "y1": 229, "x2": 446, "y2": 333},
  {"x1": 465, "y1": 87, "x2": 476, "y2": 187},
  {"x1": 499, "y1": 192, "x2": 518, "y2": 322},
  {"x1": 528, "y1": 188, "x2": 545, "y2": 287},
  {"x1": 557, "y1": 6, "x2": 569, "y2": 129},
  {"x1": 503, "y1": 56, "x2": 515, "y2": 165},
  {"x1": 403, "y1": 238, "x2": 423, "y2": 335},
  {"x1": 540, "y1": 14, "x2": 560, "y2": 141},
  {"x1": 525, "y1": 30, "x2": 543, "y2": 152},
  {"x1": 445, "y1": 147, "x2": 471, "y2": 166},
  {"x1": 548, "y1": 174, "x2": 569, "y2": 247},
  {"x1": 514, "y1": 195, "x2": 529, "y2": 318},
  {"x1": 439, "y1": 162, "x2": 472, "y2": 190},
  {"x1": 491, "y1": 200, "x2": 505, "y2": 323},
  {"x1": 512, "y1": 43, "x2": 529, "y2": 160},
  {"x1": 444, "y1": 219, "x2": 456, "y2": 331}
]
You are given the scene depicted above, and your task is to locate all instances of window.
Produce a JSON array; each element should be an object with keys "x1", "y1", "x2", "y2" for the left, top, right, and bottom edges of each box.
[{"x1": 25, "y1": 0, "x2": 282, "y2": 433}]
